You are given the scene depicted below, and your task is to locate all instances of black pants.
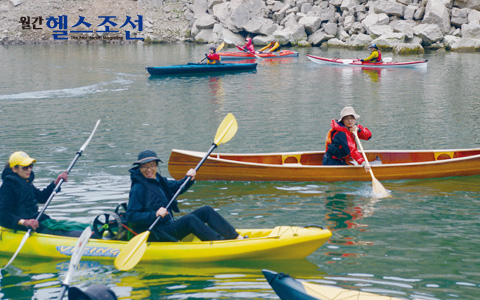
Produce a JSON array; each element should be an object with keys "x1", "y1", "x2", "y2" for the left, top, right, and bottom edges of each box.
[{"x1": 152, "y1": 206, "x2": 239, "y2": 242}]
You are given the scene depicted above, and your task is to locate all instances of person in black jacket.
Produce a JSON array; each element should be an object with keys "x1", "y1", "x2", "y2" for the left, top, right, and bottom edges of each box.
[
  {"x1": 126, "y1": 150, "x2": 243, "y2": 242},
  {"x1": 0, "y1": 151, "x2": 84, "y2": 237}
]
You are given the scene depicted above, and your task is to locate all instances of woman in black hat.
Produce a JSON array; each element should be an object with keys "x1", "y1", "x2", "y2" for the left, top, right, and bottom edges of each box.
[{"x1": 126, "y1": 150, "x2": 243, "y2": 242}]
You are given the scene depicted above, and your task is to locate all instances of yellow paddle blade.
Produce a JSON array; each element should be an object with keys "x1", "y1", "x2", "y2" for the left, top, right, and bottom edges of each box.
[
  {"x1": 214, "y1": 113, "x2": 238, "y2": 146},
  {"x1": 216, "y1": 42, "x2": 225, "y2": 52},
  {"x1": 114, "y1": 231, "x2": 150, "y2": 271}
]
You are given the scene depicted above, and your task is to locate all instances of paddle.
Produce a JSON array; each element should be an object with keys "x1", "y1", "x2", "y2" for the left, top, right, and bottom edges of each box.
[
  {"x1": 56, "y1": 227, "x2": 92, "y2": 300},
  {"x1": 198, "y1": 42, "x2": 225, "y2": 64},
  {"x1": 353, "y1": 131, "x2": 390, "y2": 198},
  {"x1": 114, "y1": 113, "x2": 238, "y2": 271},
  {"x1": 345, "y1": 57, "x2": 392, "y2": 65},
  {"x1": 3, "y1": 119, "x2": 101, "y2": 269}
]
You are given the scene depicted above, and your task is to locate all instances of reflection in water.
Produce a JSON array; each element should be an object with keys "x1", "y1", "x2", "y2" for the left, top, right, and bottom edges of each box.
[
  {"x1": 362, "y1": 68, "x2": 382, "y2": 82},
  {"x1": 208, "y1": 76, "x2": 226, "y2": 104}
]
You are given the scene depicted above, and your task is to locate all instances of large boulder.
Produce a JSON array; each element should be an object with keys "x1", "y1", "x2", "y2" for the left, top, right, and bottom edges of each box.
[
  {"x1": 461, "y1": 22, "x2": 480, "y2": 39},
  {"x1": 273, "y1": 24, "x2": 308, "y2": 45},
  {"x1": 361, "y1": 13, "x2": 389, "y2": 34},
  {"x1": 345, "y1": 33, "x2": 373, "y2": 49},
  {"x1": 212, "y1": 0, "x2": 268, "y2": 33},
  {"x1": 468, "y1": 9, "x2": 480, "y2": 23},
  {"x1": 392, "y1": 43, "x2": 425, "y2": 54},
  {"x1": 244, "y1": 17, "x2": 277, "y2": 35},
  {"x1": 308, "y1": 30, "x2": 335, "y2": 45},
  {"x1": 372, "y1": 0, "x2": 406, "y2": 17},
  {"x1": 414, "y1": 23, "x2": 444, "y2": 46},
  {"x1": 422, "y1": 0, "x2": 451, "y2": 34},
  {"x1": 450, "y1": 7, "x2": 470, "y2": 27},
  {"x1": 299, "y1": 16, "x2": 322, "y2": 34},
  {"x1": 192, "y1": 13, "x2": 217, "y2": 30},
  {"x1": 453, "y1": 0, "x2": 480, "y2": 10}
]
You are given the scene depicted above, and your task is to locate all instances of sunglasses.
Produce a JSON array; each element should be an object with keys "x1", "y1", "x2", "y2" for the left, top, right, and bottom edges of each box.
[{"x1": 19, "y1": 164, "x2": 33, "y2": 171}]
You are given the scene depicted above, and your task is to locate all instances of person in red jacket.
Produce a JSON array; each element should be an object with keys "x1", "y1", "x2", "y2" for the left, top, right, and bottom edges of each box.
[
  {"x1": 204, "y1": 46, "x2": 221, "y2": 64},
  {"x1": 323, "y1": 107, "x2": 372, "y2": 171},
  {"x1": 361, "y1": 44, "x2": 382, "y2": 63},
  {"x1": 236, "y1": 37, "x2": 255, "y2": 54}
]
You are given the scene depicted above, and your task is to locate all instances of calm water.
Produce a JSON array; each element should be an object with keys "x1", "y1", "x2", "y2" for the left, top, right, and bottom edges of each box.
[{"x1": 0, "y1": 44, "x2": 479, "y2": 299}]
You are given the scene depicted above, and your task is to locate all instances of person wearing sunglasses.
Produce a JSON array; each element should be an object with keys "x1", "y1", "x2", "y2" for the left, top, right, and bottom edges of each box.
[
  {"x1": 126, "y1": 150, "x2": 244, "y2": 242},
  {"x1": 0, "y1": 151, "x2": 84, "y2": 237}
]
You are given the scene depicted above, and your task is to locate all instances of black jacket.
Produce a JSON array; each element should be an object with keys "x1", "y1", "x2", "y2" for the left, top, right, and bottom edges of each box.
[
  {"x1": 0, "y1": 167, "x2": 56, "y2": 230},
  {"x1": 126, "y1": 167, "x2": 194, "y2": 233}
]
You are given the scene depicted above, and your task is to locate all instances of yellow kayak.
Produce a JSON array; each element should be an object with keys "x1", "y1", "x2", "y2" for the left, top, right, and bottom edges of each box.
[
  {"x1": 0, "y1": 226, "x2": 331, "y2": 263},
  {"x1": 263, "y1": 269, "x2": 406, "y2": 300}
]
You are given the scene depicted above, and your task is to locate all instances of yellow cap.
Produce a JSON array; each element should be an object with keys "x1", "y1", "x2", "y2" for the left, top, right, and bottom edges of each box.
[{"x1": 9, "y1": 151, "x2": 37, "y2": 168}]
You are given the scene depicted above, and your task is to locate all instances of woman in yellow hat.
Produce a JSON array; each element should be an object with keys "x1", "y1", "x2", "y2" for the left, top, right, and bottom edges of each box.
[{"x1": 0, "y1": 151, "x2": 84, "y2": 237}]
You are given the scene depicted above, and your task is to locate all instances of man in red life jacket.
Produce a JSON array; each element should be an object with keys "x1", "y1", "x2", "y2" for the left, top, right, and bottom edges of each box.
[
  {"x1": 323, "y1": 107, "x2": 372, "y2": 172},
  {"x1": 361, "y1": 44, "x2": 382, "y2": 63},
  {"x1": 236, "y1": 37, "x2": 255, "y2": 54}
]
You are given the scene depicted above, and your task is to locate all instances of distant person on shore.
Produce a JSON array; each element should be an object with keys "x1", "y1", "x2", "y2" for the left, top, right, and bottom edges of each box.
[
  {"x1": 236, "y1": 37, "x2": 255, "y2": 54},
  {"x1": 126, "y1": 150, "x2": 244, "y2": 242},
  {"x1": 258, "y1": 40, "x2": 280, "y2": 53},
  {"x1": 360, "y1": 44, "x2": 382, "y2": 63},
  {"x1": 0, "y1": 151, "x2": 86, "y2": 237},
  {"x1": 322, "y1": 107, "x2": 372, "y2": 171}
]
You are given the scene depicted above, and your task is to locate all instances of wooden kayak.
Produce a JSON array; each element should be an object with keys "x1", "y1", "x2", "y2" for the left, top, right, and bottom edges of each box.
[
  {"x1": 263, "y1": 269, "x2": 404, "y2": 300},
  {"x1": 145, "y1": 63, "x2": 257, "y2": 75},
  {"x1": 168, "y1": 148, "x2": 480, "y2": 182},
  {"x1": 307, "y1": 54, "x2": 428, "y2": 68},
  {"x1": 218, "y1": 50, "x2": 299, "y2": 60},
  {"x1": 0, "y1": 226, "x2": 331, "y2": 263}
]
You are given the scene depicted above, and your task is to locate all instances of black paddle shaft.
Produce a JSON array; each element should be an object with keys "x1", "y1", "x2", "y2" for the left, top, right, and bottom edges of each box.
[{"x1": 148, "y1": 143, "x2": 218, "y2": 230}]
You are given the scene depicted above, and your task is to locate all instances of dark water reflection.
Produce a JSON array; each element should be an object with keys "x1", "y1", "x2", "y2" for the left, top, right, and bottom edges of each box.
[{"x1": 0, "y1": 44, "x2": 479, "y2": 299}]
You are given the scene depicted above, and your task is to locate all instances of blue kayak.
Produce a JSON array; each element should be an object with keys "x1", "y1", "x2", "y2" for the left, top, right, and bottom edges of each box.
[
  {"x1": 262, "y1": 269, "x2": 405, "y2": 300},
  {"x1": 146, "y1": 62, "x2": 257, "y2": 75}
]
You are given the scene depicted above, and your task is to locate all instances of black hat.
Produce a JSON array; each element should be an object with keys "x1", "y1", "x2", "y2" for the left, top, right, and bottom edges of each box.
[
  {"x1": 133, "y1": 150, "x2": 163, "y2": 165},
  {"x1": 68, "y1": 285, "x2": 118, "y2": 300}
]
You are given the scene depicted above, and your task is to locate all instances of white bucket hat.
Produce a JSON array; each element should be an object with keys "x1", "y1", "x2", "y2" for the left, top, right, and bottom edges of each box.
[{"x1": 338, "y1": 106, "x2": 360, "y2": 122}]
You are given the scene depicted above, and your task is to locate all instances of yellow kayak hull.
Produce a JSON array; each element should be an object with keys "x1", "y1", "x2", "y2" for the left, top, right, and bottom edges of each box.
[{"x1": 0, "y1": 226, "x2": 331, "y2": 263}]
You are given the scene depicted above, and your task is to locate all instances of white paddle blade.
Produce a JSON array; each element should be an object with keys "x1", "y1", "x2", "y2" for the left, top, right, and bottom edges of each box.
[
  {"x1": 63, "y1": 227, "x2": 92, "y2": 285},
  {"x1": 342, "y1": 59, "x2": 354, "y2": 64},
  {"x1": 383, "y1": 57, "x2": 392, "y2": 62},
  {"x1": 372, "y1": 177, "x2": 390, "y2": 198}
]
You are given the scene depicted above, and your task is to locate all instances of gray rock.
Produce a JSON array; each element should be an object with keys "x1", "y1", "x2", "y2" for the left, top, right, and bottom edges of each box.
[
  {"x1": 414, "y1": 23, "x2": 444, "y2": 45},
  {"x1": 298, "y1": 16, "x2": 322, "y2": 34},
  {"x1": 10, "y1": 0, "x2": 22, "y2": 6},
  {"x1": 244, "y1": 17, "x2": 277, "y2": 35},
  {"x1": 326, "y1": 37, "x2": 347, "y2": 47},
  {"x1": 373, "y1": 0, "x2": 406, "y2": 17},
  {"x1": 324, "y1": 21, "x2": 338, "y2": 35},
  {"x1": 193, "y1": 13, "x2": 217, "y2": 29},
  {"x1": 461, "y1": 22, "x2": 480, "y2": 38},
  {"x1": 450, "y1": 7, "x2": 469, "y2": 26},
  {"x1": 308, "y1": 29, "x2": 335, "y2": 45},
  {"x1": 422, "y1": 0, "x2": 450, "y2": 34},
  {"x1": 392, "y1": 42, "x2": 424, "y2": 54},
  {"x1": 468, "y1": 9, "x2": 480, "y2": 23},
  {"x1": 453, "y1": 0, "x2": 480, "y2": 10}
]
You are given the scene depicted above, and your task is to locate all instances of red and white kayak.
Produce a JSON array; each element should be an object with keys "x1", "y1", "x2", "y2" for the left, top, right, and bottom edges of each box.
[
  {"x1": 306, "y1": 54, "x2": 428, "y2": 69},
  {"x1": 219, "y1": 50, "x2": 299, "y2": 60}
]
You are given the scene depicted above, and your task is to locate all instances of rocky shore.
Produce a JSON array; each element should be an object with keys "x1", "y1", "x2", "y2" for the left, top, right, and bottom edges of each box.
[{"x1": 2, "y1": 0, "x2": 480, "y2": 53}]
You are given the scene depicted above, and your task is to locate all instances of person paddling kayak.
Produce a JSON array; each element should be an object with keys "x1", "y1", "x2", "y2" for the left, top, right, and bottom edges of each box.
[
  {"x1": 126, "y1": 150, "x2": 244, "y2": 242},
  {"x1": 360, "y1": 44, "x2": 382, "y2": 63},
  {"x1": 236, "y1": 37, "x2": 255, "y2": 54},
  {"x1": 0, "y1": 151, "x2": 87, "y2": 237},
  {"x1": 323, "y1": 107, "x2": 372, "y2": 172}
]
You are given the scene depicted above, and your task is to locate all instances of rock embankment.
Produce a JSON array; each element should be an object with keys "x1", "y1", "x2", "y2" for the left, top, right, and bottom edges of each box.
[{"x1": 2, "y1": 0, "x2": 480, "y2": 52}]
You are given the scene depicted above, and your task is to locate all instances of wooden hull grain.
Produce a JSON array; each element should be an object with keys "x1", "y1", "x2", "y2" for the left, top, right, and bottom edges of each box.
[{"x1": 168, "y1": 148, "x2": 480, "y2": 182}]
